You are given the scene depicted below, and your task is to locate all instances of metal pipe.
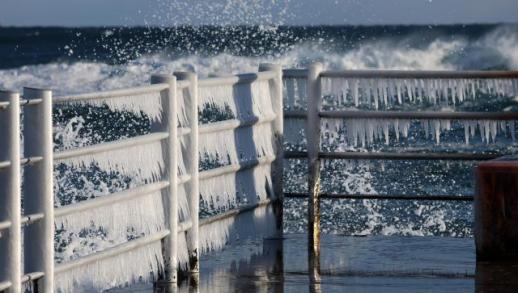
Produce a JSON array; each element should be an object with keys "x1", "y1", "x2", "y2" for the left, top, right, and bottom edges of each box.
[
  {"x1": 0, "y1": 90, "x2": 22, "y2": 293},
  {"x1": 0, "y1": 281, "x2": 12, "y2": 291},
  {"x1": 0, "y1": 157, "x2": 44, "y2": 170},
  {"x1": 151, "y1": 74, "x2": 179, "y2": 284},
  {"x1": 198, "y1": 71, "x2": 277, "y2": 87},
  {"x1": 54, "y1": 132, "x2": 169, "y2": 161},
  {"x1": 284, "y1": 192, "x2": 474, "y2": 201},
  {"x1": 21, "y1": 213, "x2": 45, "y2": 227},
  {"x1": 199, "y1": 200, "x2": 273, "y2": 227},
  {"x1": 55, "y1": 182, "x2": 169, "y2": 218},
  {"x1": 306, "y1": 62, "x2": 323, "y2": 284},
  {"x1": 284, "y1": 110, "x2": 308, "y2": 119},
  {"x1": 22, "y1": 87, "x2": 55, "y2": 293},
  {"x1": 199, "y1": 156, "x2": 275, "y2": 181},
  {"x1": 0, "y1": 221, "x2": 11, "y2": 231},
  {"x1": 175, "y1": 71, "x2": 200, "y2": 275},
  {"x1": 21, "y1": 272, "x2": 45, "y2": 284},
  {"x1": 199, "y1": 113, "x2": 276, "y2": 134},
  {"x1": 320, "y1": 110, "x2": 518, "y2": 120},
  {"x1": 284, "y1": 151, "x2": 502, "y2": 161},
  {"x1": 259, "y1": 63, "x2": 284, "y2": 238},
  {"x1": 53, "y1": 83, "x2": 168, "y2": 104},
  {"x1": 282, "y1": 69, "x2": 308, "y2": 78},
  {"x1": 55, "y1": 230, "x2": 170, "y2": 274},
  {"x1": 321, "y1": 69, "x2": 518, "y2": 79}
]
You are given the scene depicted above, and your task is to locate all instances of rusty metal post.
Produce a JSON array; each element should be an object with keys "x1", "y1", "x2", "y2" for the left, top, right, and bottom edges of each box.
[
  {"x1": 475, "y1": 158, "x2": 518, "y2": 261},
  {"x1": 306, "y1": 62, "x2": 323, "y2": 283}
]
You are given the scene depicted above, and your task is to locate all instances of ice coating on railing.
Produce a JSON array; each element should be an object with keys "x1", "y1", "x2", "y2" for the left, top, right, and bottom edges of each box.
[
  {"x1": 56, "y1": 140, "x2": 165, "y2": 181},
  {"x1": 54, "y1": 240, "x2": 163, "y2": 293},
  {"x1": 322, "y1": 118, "x2": 516, "y2": 146},
  {"x1": 55, "y1": 190, "x2": 165, "y2": 240},
  {"x1": 199, "y1": 84, "x2": 236, "y2": 116},
  {"x1": 199, "y1": 172, "x2": 236, "y2": 210},
  {"x1": 198, "y1": 122, "x2": 275, "y2": 164},
  {"x1": 321, "y1": 77, "x2": 518, "y2": 109},
  {"x1": 70, "y1": 92, "x2": 164, "y2": 121},
  {"x1": 199, "y1": 163, "x2": 273, "y2": 211},
  {"x1": 199, "y1": 79, "x2": 274, "y2": 119},
  {"x1": 236, "y1": 164, "x2": 273, "y2": 202},
  {"x1": 283, "y1": 77, "x2": 307, "y2": 110}
]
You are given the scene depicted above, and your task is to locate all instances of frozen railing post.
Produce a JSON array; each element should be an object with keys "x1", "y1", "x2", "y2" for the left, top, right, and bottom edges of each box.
[
  {"x1": 174, "y1": 71, "x2": 200, "y2": 275},
  {"x1": 306, "y1": 62, "x2": 323, "y2": 283},
  {"x1": 151, "y1": 75, "x2": 179, "y2": 285},
  {"x1": 0, "y1": 91, "x2": 21, "y2": 293},
  {"x1": 259, "y1": 63, "x2": 284, "y2": 237},
  {"x1": 475, "y1": 157, "x2": 518, "y2": 261},
  {"x1": 23, "y1": 88, "x2": 54, "y2": 292}
]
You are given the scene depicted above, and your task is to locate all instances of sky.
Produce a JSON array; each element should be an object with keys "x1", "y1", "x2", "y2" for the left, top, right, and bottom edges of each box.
[{"x1": 0, "y1": 0, "x2": 517, "y2": 27}]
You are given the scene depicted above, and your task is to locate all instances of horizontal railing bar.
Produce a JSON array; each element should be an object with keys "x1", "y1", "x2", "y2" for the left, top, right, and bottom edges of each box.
[
  {"x1": 177, "y1": 80, "x2": 190, "y2": 89},
  {"x1": 53, "y1": 83, "x2": 169, "y2": 104},
  {"x1": 21, "y1": 271, "x2": 45, "y2": 283},
  {"x1": 19, "y1": 98, "x2": 43, "y2": 106},
  {"x1": 0, "y1": 160, "x2": 9, "y2": 169},
  {"x1": 200, "y1": 199, "x2": 273, "y2": 227},
  {"x1": 178, "y1": 220, "x2": 192, "y2": 233},
  {"x1": 198, "y1": 71, "x2": 277, "y2": 87},
  {"x1": 21, "y1": 213, "x2": 44, "y2": 227},
  {"x1": 320, "y1": 69, "x2": 518, "y2": 79},
  {"x1": 178, "y1": 127, "x2": 191, "y2": 137},
  {"x1": 0, "y1": 101, "x2": 9, "y2": 109},
  {"x1": 55, "y1": 230, "x2": 170, "y2": 274},
  {"x1": 54, "y1": 132, "x2": 168, "y2": 161},
  {"x1": 320, "y1": 110, "x2": 518, "y2": 120},
  {"x1": 284, "y1": 192, "x2": 474, "y2": 201},
  {"x1": 178, "y1": 174, "x2": 191, "y2": 185},
  {"x1": 0, "y1": 157, "x2": 44, "y2": 170},
  {"x1": 55, "y1": 181, "x2": 169, "y2": 217},
  {"x1": 200, "y1": 155, "x2": 275, "y2": 181},
  {"x1": 283, "y1": 69, "x2": 308, "y2": 78},
  {"x1": 199, "y1": 113, "x2": 276, "y2": 134},
  {"x1": 0, "y1": 281, "x2": 12, "y2": 291},
  {"x1": 285, "y1": 151, "x2": 501, "y2": 161},
  {"x1": 0, "y1": 221, "x2": 11, "y2": 231},
  {"x1": 284, "y1": 110, "x2": 308, "y2": 119}
]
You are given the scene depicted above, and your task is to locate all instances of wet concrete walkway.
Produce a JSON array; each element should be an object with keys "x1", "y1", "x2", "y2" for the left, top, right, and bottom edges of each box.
[{"x1": 124, "y1": 234, "x2": 518, "y2": 292}]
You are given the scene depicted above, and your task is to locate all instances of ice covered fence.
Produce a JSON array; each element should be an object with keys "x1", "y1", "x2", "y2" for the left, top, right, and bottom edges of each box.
[{"x1": 1, "y1": 63, "x2": 518, "y2": 292}]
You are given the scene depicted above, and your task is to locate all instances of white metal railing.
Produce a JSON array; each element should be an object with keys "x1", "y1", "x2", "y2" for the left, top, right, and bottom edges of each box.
[
  {"x1": 0, "y1": 64, "x2": 283, "y2": 292},
  {"x1": 283, "y1": 63, "x2": 518, "y2": 283},
  {"x1": 5, "y1": 62, "x2": 516, "y2": 290}
]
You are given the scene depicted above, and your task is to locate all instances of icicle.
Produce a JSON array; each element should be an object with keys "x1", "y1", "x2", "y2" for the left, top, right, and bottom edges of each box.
[
  {"x1": 71, "y1": 92, "x2": 163, "y2": 121},
  {"x1": 55, "y1": 190, "x2": 165, "y2": 239},
  {"x1": 178, "y1": 184, "x2": 190, "y2": 222},
  {"x1": 199, "y1": 217, "x2": 233, "y2": 254},
  {"x1": 250, "y1": 80, "x2": 275, "y2": 118},
  {"x1": 198, "y1": 84, "x2": 237, "y2": 117},
  {"x1": 198, "y1": 129, "x2": 239, "y2": 164},
  {"x1": 283, "y1": 78, "x2": 296, "y2": 109},
  {"x1": 57, "y1": 140, "x2": 164, "y2": 181},
  {"x1": 55, "y1": 240, "x2": 163, "y2": 293},
  {"x1": 199, "y1": 172, "x2": 236, "y2": 211}
]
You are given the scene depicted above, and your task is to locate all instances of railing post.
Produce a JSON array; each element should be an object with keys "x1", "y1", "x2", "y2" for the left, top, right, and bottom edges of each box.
[
  {"x1": 174, "y1": 72, "x2": 200, "y2": 275},
  {"x1": 23, "y1": 88, "x2": 54, "y2": 292},
  {"x1": 0, "y1": 91, "x2": 21, "y2": 293},
  {"x1": 475, "y1": 158, "x2": 518, "y2": 261},
  {"x1": 259, "y1": 63, "x2": 284, "y2": 237},
  {"x1": 151, "y1": 75, "x2": 179, "y2": 285},
  {"x1": 306, "y1": 62, "x2": 323, "y2": 283}
]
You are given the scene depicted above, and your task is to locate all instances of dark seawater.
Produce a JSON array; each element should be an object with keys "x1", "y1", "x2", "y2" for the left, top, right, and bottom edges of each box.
[{"x1": 0, "y1": 24, "x2": 517, "y2": 70}]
